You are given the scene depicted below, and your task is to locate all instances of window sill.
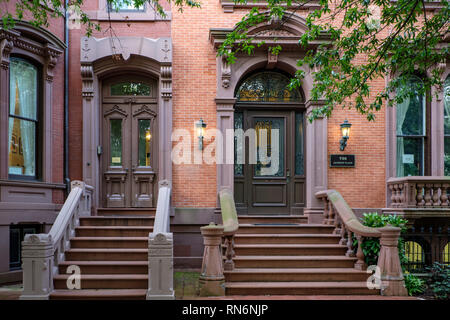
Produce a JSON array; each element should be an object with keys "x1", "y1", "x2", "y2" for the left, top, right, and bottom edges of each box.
[
  {"x1": 0, "y1": 179, "x2": 66, "y2": 189},
  {"x1": 91, "y1": 10, "x2": 171, "y2": 22}
]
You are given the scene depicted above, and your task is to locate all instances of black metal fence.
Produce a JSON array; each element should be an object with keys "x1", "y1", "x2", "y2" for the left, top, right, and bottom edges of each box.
[{"x1": 402, "y1": 226, "x2": 450, "y2": 273}]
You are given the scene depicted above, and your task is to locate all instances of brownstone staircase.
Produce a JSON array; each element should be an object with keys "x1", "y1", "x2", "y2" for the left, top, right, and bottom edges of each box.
[
  {"x1": 224, "y1": 215, "x2": 379, "y2": 296},
  {"x1": 50, "y1": 209, "x2": 155, "y2": 300}
]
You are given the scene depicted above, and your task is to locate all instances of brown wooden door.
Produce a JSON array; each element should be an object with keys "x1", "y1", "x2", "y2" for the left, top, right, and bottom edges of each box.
[
  {"x1": 234, "y1": 109, "x2": 305, "y2": 215},
  {"x1": 101, "y1": 76, "x2": 158, "y2": 208}
]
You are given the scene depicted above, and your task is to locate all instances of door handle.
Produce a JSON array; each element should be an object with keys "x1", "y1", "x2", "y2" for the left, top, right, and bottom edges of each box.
[{"x1": 286, "y1": 169, "x2": 290, "y2": 183}]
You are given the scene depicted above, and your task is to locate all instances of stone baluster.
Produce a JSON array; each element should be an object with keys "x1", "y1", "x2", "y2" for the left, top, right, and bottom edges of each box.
[
  {"x1": 389, "y1": 184, "x2": 396, "y2": 207},
  {"x1": 345, "y1": 230, "x2": 354, "y2": 257},
  {"x1": 199, "y1": 223, "x2": 225, "y2": 296},
  {"x1": 322, "y1": 197, "x2": 329, "y2": 224},
  {"x1": 354, "y1": 235, "x2": 366, "y2": 270},
  {"x1": 441, "y1": 183, "x2": 449, "y2": 207},
  {"x1": 333, "y1": 215, "x2": 341, "y2": 235},
  {"x1": 416, "y1": 183, "x2": 424, "y2": 206},
  {"x1": 396, "y1": 184, "x2": 403, "y2": 206},
  {"x1": 424, "y1": 184, "x2": 433, "y2": 206},
  {"x1": 339, "y1": 224, "x2": 347, "y2": 245},
  {"x1": 432, "y1": 184, "x2": 440, "y2": 206},
  {"x1": 328, "y1": 201, "x2": 335, "y2": 225},
  {"x1": 223, "y1": 234, "x2": 235, "y2": 271}
]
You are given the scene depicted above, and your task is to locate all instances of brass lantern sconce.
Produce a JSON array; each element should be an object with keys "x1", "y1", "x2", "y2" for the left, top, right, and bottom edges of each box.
[
  {"x1": 339, "y1": 119, "x2": 352, "y2": 151},
  {"x1": 196, "y1": 118, "x2": 207, "y2": 150}
]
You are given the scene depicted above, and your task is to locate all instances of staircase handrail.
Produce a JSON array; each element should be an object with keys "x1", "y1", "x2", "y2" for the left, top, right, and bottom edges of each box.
[
  {"x1": 146, "y1": 179, "x2": 174, "y2": 300},
  {"x1": 219, "y1": 188, "x2": 239, "y2": 271},
  {"x1": 315, "y1": 189, "x2": 407, "y2": 296},
  {"x1": 20, "y1": 180, "x2": 93, "y2": 299}
]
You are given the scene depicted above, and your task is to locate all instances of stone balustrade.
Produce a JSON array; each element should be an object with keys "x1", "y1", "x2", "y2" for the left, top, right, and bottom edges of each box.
[
  {"x1": 387, "y1": 176, "x2": 450, "y2": 208},
  {"x1": 316, "y1": 189, "x2": 407, "y2": 296},
  {"x1": 20, "y1": 181, "x2": 93, "y2": 300}
]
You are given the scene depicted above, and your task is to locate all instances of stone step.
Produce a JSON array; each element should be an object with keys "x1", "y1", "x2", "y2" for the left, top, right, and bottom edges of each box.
[
  {"x1": 233, "y1": 256, "x2": 357, "y2": 269},
  {"x1": 237, "y1": 224, "x2": 335, "y2": 234},
  {"x1": 65, "y1": 249, "x2": 147, "y2": 261},
  {"x1": 225, "y1": 281, "x2": 380, "y2": 296},
  {"x1": 237, "y1": 215, "x2": 307, "y2": 224},
  {"x1": 53, "y1": 274, "x2": 147, "y2": 290},
  {"x1": 75, "y1": 226, "x2": 153, "y2": 237},
  {"x1": 234, "y1": 234, "x2": 341, "y2": 245},
  {"x1": 233, "y1": 244, "x2": 347, "y2": 256},
  {"x1": 79, "y1": 217, "x2": 154, "y2": 227},
  {"x1": 224, "y1": 268, "x2": 369, "y2": 282},
  {"x1": 70, "y1": 237, "x2": 148, "y2": 249},
  {"x1": 96, "y1": 208, "x2": 156, "y2": 216},
  {"x1": 50, "y1": 289, "x2": 147, "y2": 300},
  {"x1": 58, "y1": 261, "x2": 148, "y2": 274}
]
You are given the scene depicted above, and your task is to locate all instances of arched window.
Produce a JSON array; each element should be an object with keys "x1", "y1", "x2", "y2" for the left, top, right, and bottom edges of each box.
[
  {"x1": 396, "y1": 75, "x2": 428, "y2": 177},
  {"x1": 443, "y1": 242, "x2": 450, "y2": 265},
  {"x1": 8, "y1": 58, "x2": 40, "y2": 179},
  {"x1": 444, "y1": 76, "x2": 450, "y2": 175},
  {"x1": 236, "y1": 71, "x2": 303, "y2": 102},
  {"x1": 404, "y1": 240, "x2": 425, "y2": 271}
]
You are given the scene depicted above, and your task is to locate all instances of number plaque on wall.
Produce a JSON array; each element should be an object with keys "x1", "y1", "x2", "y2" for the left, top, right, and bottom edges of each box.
[{"x1": 330, "y1": 154, "x2": 355, "y2": 168}]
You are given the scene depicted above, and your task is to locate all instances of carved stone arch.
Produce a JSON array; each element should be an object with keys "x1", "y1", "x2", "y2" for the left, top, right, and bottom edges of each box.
[{"x1": 80, "y1": 36, "x2": 172, "y2": 208}]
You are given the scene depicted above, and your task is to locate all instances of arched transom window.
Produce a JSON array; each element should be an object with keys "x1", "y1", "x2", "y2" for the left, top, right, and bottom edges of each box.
[{"x1": 236, "y1": 71, "x2": 303, "y2": 102}]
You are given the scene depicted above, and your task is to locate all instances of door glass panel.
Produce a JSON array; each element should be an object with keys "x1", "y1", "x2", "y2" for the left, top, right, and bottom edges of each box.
[
  {"x1": 110, "y1": 119, "x2": 122, "y2": 166},
  {"x1": 138, "y1": 119, "x2": 151, "y2": 167},
  {"x1": 234, "y1": 112, "x2": 243, "y2": 176},
  {"x1": 295, "y1": 112, "x2": 304, "y2": 175},
  {"x1": 110, "y1": 82, "x2": 151, "y2": 96},
  {"x1": 254, "y1": 117, "x2": 284, "y2": 177}
]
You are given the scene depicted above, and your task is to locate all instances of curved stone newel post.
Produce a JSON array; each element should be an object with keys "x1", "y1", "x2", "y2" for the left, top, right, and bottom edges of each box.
[
  {"x1": 20, "y1": 234, "x2": 54, "y2": 300},
  {"x1": 199, "y1": 223, "x2": 225, "y2": 296},
  {"x1": 146, "y1": 232, "x2": 175, "y2": 300},
  {"x1": 377, "y1": 226, "x2": 408, "y2": 296}
]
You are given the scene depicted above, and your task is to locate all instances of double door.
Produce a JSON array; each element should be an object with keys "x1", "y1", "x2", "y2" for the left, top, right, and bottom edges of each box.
[{"x1": 102, "y1": 101, "x2": 157, "y2": 208}]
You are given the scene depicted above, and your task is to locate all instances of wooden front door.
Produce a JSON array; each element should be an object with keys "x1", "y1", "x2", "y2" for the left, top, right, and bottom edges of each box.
[
  {"x1": 234, "y1": 110, "x2": 305, "y2": 214},
  {"x1": 101, "y1": 76, "x2": 158, "y2": 208}
]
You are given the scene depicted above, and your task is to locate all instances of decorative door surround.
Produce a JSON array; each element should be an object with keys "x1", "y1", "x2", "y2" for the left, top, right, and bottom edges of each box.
[
  {"x1": 80, "y1": 36, "x2": 172, "y2": 208},
  {"x1": 210, "y1": 13, "x2": 330, "y2": 221}
]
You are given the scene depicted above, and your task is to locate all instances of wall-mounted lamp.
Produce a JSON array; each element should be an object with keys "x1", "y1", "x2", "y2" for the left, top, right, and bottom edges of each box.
[
  {"x1": 196, "y1": 118, "x2": 207, "y2": 150},
  {"x1": 339, "y1": 119, "x2": 352, "y2": 151}
]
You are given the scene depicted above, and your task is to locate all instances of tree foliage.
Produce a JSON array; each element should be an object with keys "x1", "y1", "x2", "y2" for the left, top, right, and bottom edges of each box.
[{"x1": 1, "y1": 0, "x2": 448, "y2": 121}]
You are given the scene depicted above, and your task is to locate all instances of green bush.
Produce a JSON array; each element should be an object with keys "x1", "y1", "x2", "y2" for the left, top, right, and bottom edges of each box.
[
  {"x1": 357, "y1": 212, "x2": 408, "y2": 267},
  {"x1": 404, "y1": 273, "x2": 425, "y2": 296},
  {"x1": 425, "y1": 262, "x2": 450, "y2": 300}
]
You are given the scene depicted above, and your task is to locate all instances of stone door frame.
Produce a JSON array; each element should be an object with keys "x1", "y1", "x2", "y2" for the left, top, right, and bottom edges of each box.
[
  {"x1": 80, "y1": 36, "x2": 173, "y2": 209},
  {"x1": 210, "y1": 13, "x2": 331, "y2": 222}
]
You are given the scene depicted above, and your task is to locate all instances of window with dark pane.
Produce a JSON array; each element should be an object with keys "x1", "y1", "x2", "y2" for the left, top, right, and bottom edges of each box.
[
  {"x1": 9, "y1": 224, "x2": 40, "y2": 270},
  {"x1": 396, "y1": 76, "x2": 426, "y2": 177},
  {"x1": 8, "y1": 58, "x2": 39, "y2": 179},
  {"x1": 110, "y1": 119, "x2": 122, "y2": 166},
  {"x1": 254, "y1": 117, "x2": 284, "y2": 177},
  {"x1": 138, "y1": 119, "x2": 152, "y2": 167},
  {"x1": 111, "y1": 82, "x2": 151, "y2": 96},
  {"x1": 295, "y1": 112, "x2": 305, "y2": 176}
]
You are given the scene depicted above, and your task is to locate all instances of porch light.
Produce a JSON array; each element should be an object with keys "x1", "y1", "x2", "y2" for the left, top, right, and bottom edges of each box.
[
  {"x1": 196, "y1": 118, "x2": 207, "y2": 150},
  {"x1": 339, "y1": 119, "x2": 352, "y2": 151}
]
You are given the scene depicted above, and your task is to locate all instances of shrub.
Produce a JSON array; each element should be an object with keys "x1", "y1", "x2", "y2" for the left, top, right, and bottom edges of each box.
[
  {"x1": 425, "y1": 262, "x2": 450, "y2": 300},
  {"x1": 404, "y1": 273, "x2": 425, "y2": 296},
  {"x1": 357, "y1": 212, "x2": 408, "y2": 267}
]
